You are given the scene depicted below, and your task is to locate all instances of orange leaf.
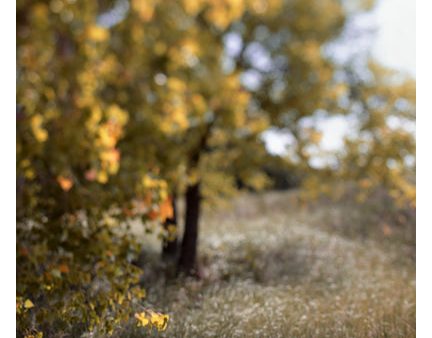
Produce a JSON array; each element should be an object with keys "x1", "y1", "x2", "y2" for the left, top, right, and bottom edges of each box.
[
  {"x1": 148, "y1": 209, "x2": 159, "y2": 220},
  {"x1": 58, "y1": 264, "x2": 70, "y2": 274},
  {"x1": 57, "y1": 176, "x2": 73, "y2": 191},
  {"x1": 159, "y1": 197, "x2": 174, "y2": 222}
]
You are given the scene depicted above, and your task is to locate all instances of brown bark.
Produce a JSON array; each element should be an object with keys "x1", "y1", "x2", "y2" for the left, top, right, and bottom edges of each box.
[
  {"x1": 177, "y1": 182, "x2": 201, "y2": 276},
  {"x1": 177, "y1": 121, "x2": 214, "y2": 276}
]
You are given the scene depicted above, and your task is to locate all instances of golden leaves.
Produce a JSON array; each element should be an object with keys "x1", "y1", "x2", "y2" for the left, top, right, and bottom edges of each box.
[
  {"x1": 106, "y1": 104, "x2": 129, "y2": 126},
  {"x1": 135, "y1": 312, "x2": 150, "y2": 327},
  {"x1": 86, "y1": 25, "x2": 109, "y2": 42},
  {"x1": 24, "y1": 333, "x2": 43, "y2": 338},
  {"x1": 142, "y1": 174, "x2": 163, "y2": 190},
  {"x1": 24, "y1": 299, "x2": 34, "y2": 309},
  {"x1": 205, "y1": 7, "x2": 231, "y2": 30},
  {"x1": 138, "y1": 174, "x2": 173, "y2": 221},
  {"x1": 30, "y1": 114, "x2": 48, "y2": 143},
  {"x1": 32, "y1": 3, "x2": 49, "y2": 22},
  {"x1": 291, "y1": 40, "x2": 322, "y2": 67},
  {"x1": 97, "y1": 171, "x2": 108, "y2": 184},
  {"x1": 84, "y1": 104, "x2": 129, "y2": 182},
  {"x1": 182, "y1": 0, "x2": 205, "y2": 15},
  {"x1": 248, "y1": 0, "x2": 269, "y2": 14},
  {"x1": 141, "y1": 174, "x2": 168, "y2": 201},
  {"x1": 97, "y1": 125, "x2": 117, "y2": 148},
  {"x1": 167, "y1": 77, "x2": 187, "y2": 92},
  {"x1": 132, "y1": 0, "x2": 156, "y2": 22},
  {"x1": 179, "y1": 38, "x2": 201, "y2": 59},
  {"x1": 191, "y1": 94, "x2": 207, "y2": 115},
  {"x1": 205, "y1": 0, "x2": 245, "y2": 29},
  {"x1": 150, "y1": 311, "x2": 169, "y2": 331},
  {"x1": 17, "y1": 297, "x2": 35, "y2": 316},
  {"x1": 158, "y1": 77, "x2": 191, "y2": 133},
  {"x1": 135, "y1": 310, "x2": 169, "y2": 331},
  {"x1": 20, "y1": 159, "x2": 36, "y2": 180},
  {"x1": 154, "y1": 41, "x2": 167, "y2": 55},
  {"x1": 99, "y1": 148, "x2": 120, "y2": 174}
]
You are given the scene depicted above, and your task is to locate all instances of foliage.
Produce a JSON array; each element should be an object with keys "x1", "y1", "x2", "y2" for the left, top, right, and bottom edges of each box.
[
  {"x1": 16, "y1": 1, "x2": 171, "y2": 336},
  {"x1": 17, "y1": 218, "x2": 145, "y2": 337},
  {"x1": 297, "y1": 62, "x2": 415, "y2": 210}
]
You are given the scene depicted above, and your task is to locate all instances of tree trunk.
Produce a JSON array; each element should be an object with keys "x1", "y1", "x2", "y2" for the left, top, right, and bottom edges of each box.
[
  {"x1": 177, "y1": 182, "x2": 201, "y2": 275},
  {"x1": 162, "y1": 196, "x2": 178, "y2": 261},
  {"x1": 177, "y1": 121, "x2": 214, "y2": 276}
]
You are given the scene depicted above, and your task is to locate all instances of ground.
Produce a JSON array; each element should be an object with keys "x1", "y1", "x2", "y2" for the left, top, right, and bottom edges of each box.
[{"x1": 119, "y1": 191, "x2": 415, "y2": 338}]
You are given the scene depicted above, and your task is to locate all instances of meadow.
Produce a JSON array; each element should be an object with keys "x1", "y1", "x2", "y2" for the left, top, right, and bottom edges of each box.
[{"x1": 117, "y1": 191, "x2": 415, "y2": 338}]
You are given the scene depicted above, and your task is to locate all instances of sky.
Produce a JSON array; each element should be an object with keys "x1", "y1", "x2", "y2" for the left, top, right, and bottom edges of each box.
[
  {"x1": 264, "y1": 0, "x2": 416, "y2": 156},
  {"x1": 372, "y1": 0, "x2": 416, "y2": 77}
]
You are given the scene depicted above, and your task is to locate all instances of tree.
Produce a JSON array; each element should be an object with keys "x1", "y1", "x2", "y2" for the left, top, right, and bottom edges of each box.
[
  {"x1": 173, "y1": 0, "x2": 351, "y2": 274},
  {"x1": 97, "y1": 0, "x2": 280, "y2": 274},
  {"x1": 103, "y1": 0, "x2": 367, "y2": 275}
]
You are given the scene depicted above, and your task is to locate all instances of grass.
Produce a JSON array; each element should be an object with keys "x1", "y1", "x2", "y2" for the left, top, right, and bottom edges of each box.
[{"x1": 117, "y1": 191, "x2": 415, "y2": 338}]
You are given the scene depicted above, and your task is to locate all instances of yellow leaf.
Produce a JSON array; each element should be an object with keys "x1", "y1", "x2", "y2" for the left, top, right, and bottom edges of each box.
[
  {"x1": 135, "y1": 312, "x2": 150, "y2": 327},
  {"x1": 86, "y1": 25, "x2": 109, "y2": 42},
  {"x1": 97, "y1": 171, "x2": 108, "y2": 184},
  {"x1": 30, "y1": 114, "x2": 48, "y2": 142},
  {"x1": 149, "y1": 311, "x2": 169, "y2": 331},
  {"x1": 24, "y1": 299, "x2": 34, "y2": 309},
  {"x1": 24, "y1": 168, "x2": 36, "y2": 180},
  {"x1": 132, "y1": 0, "x2": 155, "y2": 21}
]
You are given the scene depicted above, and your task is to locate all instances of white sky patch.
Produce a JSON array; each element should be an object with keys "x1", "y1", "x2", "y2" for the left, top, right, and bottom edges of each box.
[
  {"x1": 261, "y1": 129, "x2": 296, "y2": 155},
  {"x1": 325, "y1": 10, "x2": 377, "y2": 64},
  {"x1": 97, "y1": 0, "x2": 129, "y2": 28},
  {"x1": 386, "y1": 115, "x2": 416, "y2": 134},
  {"x1": 240, "y1": 69, "x2": 262, "y2": 91},
  {"x1": 372, "y1": 0, "x2": 416, "y2": 77},
  {"x1": 262, "y1": 115, "x2": 354, "y2": 156},
  {"x1": 224, "y1": 32, "x2": 243, "y2": 57},
  {"x1": 317, "y1": 115, "x2": 353, "y2": 151},
  {"x1": 244, "y1": 42, "x2": 273, "y2": 71}
]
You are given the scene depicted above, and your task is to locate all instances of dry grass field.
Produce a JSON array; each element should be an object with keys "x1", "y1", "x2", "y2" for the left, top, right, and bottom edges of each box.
[{"x1": 117, "y1": 191, "x2": 415, "y2": 338}]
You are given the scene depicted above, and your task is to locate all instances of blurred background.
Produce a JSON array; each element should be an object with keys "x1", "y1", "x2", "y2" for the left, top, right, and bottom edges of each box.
[{"x1": 16, "y1": 0, "x2": 415, "y2": 337}]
